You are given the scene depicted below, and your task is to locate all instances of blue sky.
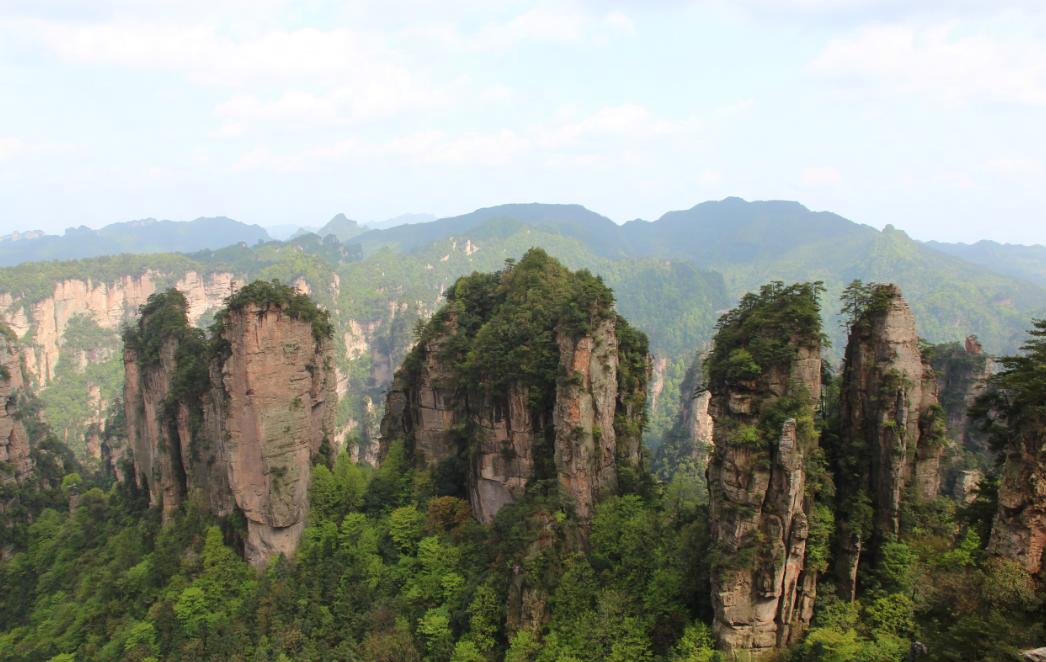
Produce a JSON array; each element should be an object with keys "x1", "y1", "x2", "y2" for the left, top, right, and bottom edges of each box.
[{"x1": 1, "y1": 0, "x2": 1045, "y2": 243}]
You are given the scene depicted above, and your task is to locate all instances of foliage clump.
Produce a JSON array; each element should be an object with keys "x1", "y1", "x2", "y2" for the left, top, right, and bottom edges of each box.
[
  {"x1": 705, "y1": 280, "x2": 827, "y2": 388},
  {"x1": 211, "y1": 278, "x2": 333, "y2": 343}
]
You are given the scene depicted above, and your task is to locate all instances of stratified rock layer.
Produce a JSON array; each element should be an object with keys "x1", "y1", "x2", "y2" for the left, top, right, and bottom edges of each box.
[
  {"x1": 124, "y1": 293, "x2": 336, "y2": 566},
  {"x1": 707, "y1": 343, "x2": 821, "y2": 657},
  {"x1": 835, "y1": 284, "x2": 944, "y2": 600}
]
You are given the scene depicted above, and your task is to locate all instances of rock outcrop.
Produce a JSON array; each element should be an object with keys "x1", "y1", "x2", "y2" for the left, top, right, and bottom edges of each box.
[
  {"x1": 123, "y1": 284, "x2": 336, "y2": 565},
  {"x1": 0, "y1": 332, "x2": 31, "y2": 485},
  {"x1": 379, "y1": 252, "x2": 649, "y2": 528},
  {"x1": 932, "y1": 337, "x2": 992, "y2": 452},
  {"x1": 704, "y1": 282, "x2": 825, "y2": 658},
  {"x1": 209, "y1": 300, "x2": 337, "y2": 565},
  {"x1": 378, "y1": 250, "x2": 651, "y2": 636},
  {"x1": 651, "y1": 353, "x2": 714, "y2": 483},
  {"x1": 1, "y1": 270, "x2": 238, "y2": 385},
  {"x1": 834, "y1": 284, "x2": 945, "y2": 601}
]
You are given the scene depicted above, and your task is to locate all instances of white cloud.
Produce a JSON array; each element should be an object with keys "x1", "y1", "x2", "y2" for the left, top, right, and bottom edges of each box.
[
  {"x1": 801, "y1": 165, "x2": 843, "y2": 187},
  {"x1": 0, "y1": 138, "x2": 22, "y2": 162},
  {"x1": 808, "y1": 25, "x2": 1046, "y2": 106},
  {"x1": 988, "y1": 158, "x2": 1043, "y2": 174}
]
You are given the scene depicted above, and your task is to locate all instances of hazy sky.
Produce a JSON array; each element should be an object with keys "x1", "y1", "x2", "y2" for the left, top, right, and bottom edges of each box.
[{"x1": 2, "y1": 0, "x2": 1045, "y2": 243}]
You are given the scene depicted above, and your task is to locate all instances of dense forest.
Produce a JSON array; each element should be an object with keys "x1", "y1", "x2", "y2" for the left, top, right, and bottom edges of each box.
[{"x1": 0, "y1": 248, "x2": 1044, "y2": 660}]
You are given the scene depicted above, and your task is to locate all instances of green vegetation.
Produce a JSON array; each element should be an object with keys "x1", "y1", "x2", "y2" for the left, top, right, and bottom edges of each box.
[
  {"x1": 969, "y1": 318, "x2": 1046, "y2": 456},
  {"x1": 212, "y1": 279, "x2": 333, "y2": 344},
  {"x1": 0, "y1": 442, "x2": 714, "y2": 662},
  {"x1": 3, "y1": 274, "x2": 1046, "y2": 661}
]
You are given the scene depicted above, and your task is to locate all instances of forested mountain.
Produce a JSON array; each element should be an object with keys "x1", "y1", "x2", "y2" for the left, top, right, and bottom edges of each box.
[
  {"x1": 0, "y1": 217, "x2": 271, "y2": 267},
  {"x1": 2, "y1": 259, "x2": 1044, "y2": 662},
  {"x1": 352, "y1": 198, "x2": 1046, "y2": 359},
  {"x1": 923, "y1": 239, "x2": 1046, "y2": 288}
]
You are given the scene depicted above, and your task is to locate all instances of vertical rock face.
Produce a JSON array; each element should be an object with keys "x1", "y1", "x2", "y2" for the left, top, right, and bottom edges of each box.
[
  {"x1": 0, "y1": 335, "x2": 31, "y2": 485},
  {"x1": 553, "y1": 319, "x2": 620, "y2": 521},
  {"x1": 932, "y1": 338, "x2": 992, "y2": 451},
  {"x1": 707, "y1": 348, "x2": 821, "y2": 656},
  {"x1": 378, "y1": 251, "x2": 649, "y2": 529},
  {"x1": 124, "y1": 340, "x2": 187, "y2": 520},
  {"x1": 704, "y1": 282, "x2": 826, "y2": 658},
  {"x1": 651, "y1": 354, "x2": 714, "y2": 483},
  {"x1": 1, "y1": 270, "x2": 239, "y2": 385},
  {"x1": 834, "y1": 284, "x2": 945, "y2": 601},
  {"x1": 209, "y1": 303, "x2": 337, "y2": 566},
  {"x1": 979, "y1": 319, "x2": 1046, "y2": 581},
  {"x1": 989, "y1": 438, "x2": 1046, "y2": 578},
  {"x1": 377, "y1": 250, "x2": 650, "y2": 639},
  {"x1": 123, "y1": 285, "x2": 336, "y2": 566}
]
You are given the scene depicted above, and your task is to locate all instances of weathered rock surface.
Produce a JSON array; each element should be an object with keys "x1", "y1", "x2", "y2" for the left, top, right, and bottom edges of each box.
[
  {"x1": 0, "y1": 336, "x2": 31, "y2": 485},
  {"x1": 988, "y1": 436, "x2": 1046, "y2": 578},
  {"x1": 381, "y1": 315, "x2": 631, "y2": 526},
  {"x1": 124, "y1": 291, "x2": 336, "y2": 566},
  {"x1": 209, "y1": 302, "x2": 337, "y2": 566},
  {"x1": 2, "y1": 270, "x2": 238, "y2": 385},
  {"x1": 651, "y1": 354, "x2": 714, "y2": 483},
  {"x1": 835, "y1": 284, "x2": 945, "y2": 601},
  {"x1": 707, "y1": 342, "x2": 822, "y2": 657}
]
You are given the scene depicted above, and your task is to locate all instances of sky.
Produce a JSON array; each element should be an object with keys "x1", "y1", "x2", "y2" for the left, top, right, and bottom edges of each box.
[{"x1": 1, "y1": 0, "x2": 1045, "y2": 244}]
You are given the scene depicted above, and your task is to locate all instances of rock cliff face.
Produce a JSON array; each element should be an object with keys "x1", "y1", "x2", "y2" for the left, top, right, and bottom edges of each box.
[
  {"x1": 978, "y1": 319, "x2": 1046, "y2": 581},
  {"x1": 834, "y1": 284, "x2": 945, "y2": 601},
  {"x1": 704, "y1": 282, "x2": 826, "y2": 658},
  {"x1": 209, "y1": 301, "x2": 337, "y2": 565},
  {"x1": 381, "y1": 308, "x2": 641, "y2": 527},
  {"x1": 123, "y1": 285, "x2": 336, "y2": 565},
  {"x1": 989, "y1": 434, "x2": 1046, "y2": 579},
  {"x1": 707, "y1": 349, "x2": 821, "y2": 656},
  {"x1": 932, "y1": 337, "x2": 992, "y2": 451},
  {"x1": 378, "y1": 250, "x2": 651, "y2": 635},
  {"x1": 651, "y1": 353, "x2": 713, "y2": 483},
  {"x1": 0, "y1": 334, "x2": 31, "y2": 485},
  {"x1": 1, "y1": 270, "x2": 238, "y2": 385}
]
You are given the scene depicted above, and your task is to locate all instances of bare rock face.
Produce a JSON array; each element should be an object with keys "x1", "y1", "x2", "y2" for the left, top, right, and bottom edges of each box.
[
  {"x1": 707, "y1": 345, "x2": 822, "y2": 657},
  {"x1": 0, "y1": 335, "x2": 31, "y2": 485},
  {"x1": 553, "y1": 319, "x2": 620, "y2": 521},
  {"x1": 380, "y1": 315, "x2": 631, "y2": 526},
  {"x1": 124, "y1": 287, "x2": 336, "y2": 566},
  {"x1": 209, "y1": 302, "x2": 337, "y2": 566},
  {"x1": 835, "y1": 284, "x2": 945, "y2": 601},
  {"x1": 988, "y1": 436, "x2": 1046, "y2": 578},
  {"x1": 1, "y1": 270, "x2": 238, "y2": 386},
  {"x1": 933, "y1": 339, "x2": 991, "y2": 449},
  {"x1": 124, "y1": 340, "x2": 187, "y2": 521}
]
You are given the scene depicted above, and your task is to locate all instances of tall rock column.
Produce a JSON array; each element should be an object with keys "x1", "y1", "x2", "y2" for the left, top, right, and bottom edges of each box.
[
  {"x1": 0, "y1": 331, "x2": 31, "y2": 486},
  {"x1": 123, "y1": 284, "x2": 337, "y2": 566},
  {"x1": 973, "y1": 319, "x2": 1046, "y2": 582},
  {"x1": 124, "y1": 338, "x2": 186, "y2": 521},
  {"x1": 834, "y1": 284, "x2": 945, "y2": 601},
  {"x1": 209, "y1": 301, "x2": 337, "y2": 567},
  {"x1": 553, "y1": 317, "x2": 620, "y2": 522},
  {"x1": 705, "y1": 282, "x2": 825, "y2": 658}
]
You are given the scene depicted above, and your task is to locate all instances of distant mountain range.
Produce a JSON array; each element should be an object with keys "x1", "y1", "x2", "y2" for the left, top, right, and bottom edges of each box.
[
  {"x1": 0, "y1": 217, "x2": 271, "y2": 267},
  {"x1": 922, "y1": 239, "x2": 1046, "y2": 288}
]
